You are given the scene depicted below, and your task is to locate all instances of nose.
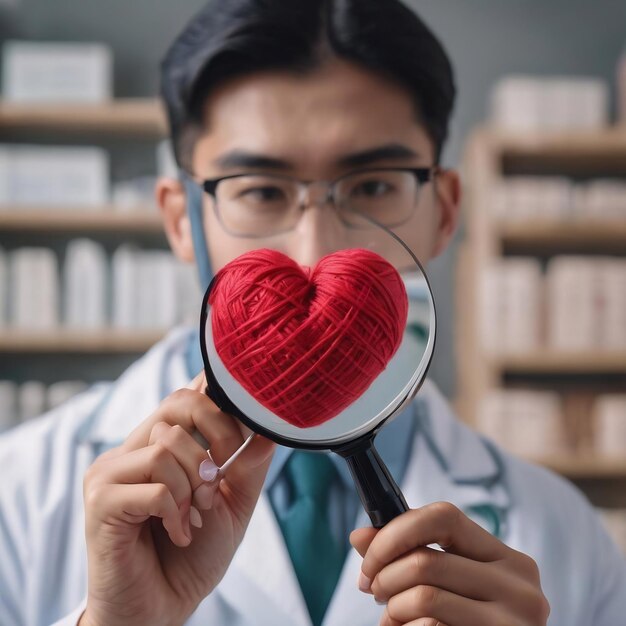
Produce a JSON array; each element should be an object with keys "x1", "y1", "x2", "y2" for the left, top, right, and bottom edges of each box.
[{"x1": 288, "y1": 182, "x2": 349, "y2": 268}]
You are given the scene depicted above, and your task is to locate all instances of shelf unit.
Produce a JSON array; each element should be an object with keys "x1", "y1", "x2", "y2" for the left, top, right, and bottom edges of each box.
[
  {"x1": 456, "y1": 127, "x2": 626, "y2": 494},
  {"x1": 0, "y1": 99, "x2": 171, "y2": 391}
]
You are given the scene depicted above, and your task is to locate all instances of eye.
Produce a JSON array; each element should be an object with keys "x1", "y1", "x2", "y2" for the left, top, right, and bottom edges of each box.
[
  {"x1": 238, "y1": 186, "x2": 287, "y2": 202},
  {"x1": 351, "y1": 180, "x2": 394, "y2": 198}
]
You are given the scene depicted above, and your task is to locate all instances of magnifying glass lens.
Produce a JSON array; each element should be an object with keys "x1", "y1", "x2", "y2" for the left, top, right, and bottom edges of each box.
[{"x1": 200, "y1": 217, "x2": 436, "y2": 527}]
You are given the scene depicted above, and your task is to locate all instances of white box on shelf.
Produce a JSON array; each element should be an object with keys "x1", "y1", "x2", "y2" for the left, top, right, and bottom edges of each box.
[
  {"x1": 480, "y1": 259, "x2": 542, "y2": 354},
  {"x1": 63, "y1": 239, "x2": 108, "y2": 329},
  {"x1": 581, "y1": 180, "x2": 626, "y2": 221},
  {"x1": 6, "y1": 145, "x2": 109, "y2": 207},
  {"x1": 593, "y1": 394, "x2": 626, "y2": 457},
  {"x1": 546, "y1": 257, "x2": 597, "y2": 351},
  {"x1": 479, "y1": 265, "x2": 505, "y2": 354},
  {"x1": 137, "y1": 251, "x2": 177, "y2": 330},
  {"x1": 0, "y1": 147, "x2": 9, "y2": 205},
  {"x1": 112, "y1": 177, "x2": 158, "y2": 213},
  {"x1": 0, "y1": 380, "x2": 18, "y2": 432},
  {"x1": 501, "y1": 259, "x2": 543, "y2": 353},
  {"x1": 18, "y1": 381, "x2": 47, "y2": 421},
  {"x1": 175, "y1": 261, "x2": 202, "y2": 325},
  {"x1": 0, "y1": 247, "x2": 6, "y2": 327},
  {"x1": 156, "y1": 140, "x2": 178, "y2": 179},
  {"x1": 490, "y1": 77, "x2": 542, "y2": 132},
  {"x1": 9, "y1": 247, "x2": 60, "y2": 329},
  {"x1": 598, "y1": 260, "x2": 626, "y2": 350},
  {"x1": 490, "y1": 76, "x2": 609, "y2": 132},
  {"x1": 1, "y1": 41, "x2": 112, "y2": 103},
  {"x1": 112, "y1": 245, "x2": 140, "y2": 329},
  {"x1": 492, "y1": 177, "x2": 572, "y2": 223},
  {"x1": 47, "y1": 381, "x2": 88, "y2": 411},
  {"x1": 478, "y1": 389, "x2": 566, "y2": 457},
  {"x1": 619, "y1": 49, "x2": 626, "y2": 125}
]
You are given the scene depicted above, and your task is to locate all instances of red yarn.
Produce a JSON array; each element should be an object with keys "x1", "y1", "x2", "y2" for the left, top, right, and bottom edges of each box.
[{"x1": 209, "y1": 248, "x2": 408, "y2": 428}]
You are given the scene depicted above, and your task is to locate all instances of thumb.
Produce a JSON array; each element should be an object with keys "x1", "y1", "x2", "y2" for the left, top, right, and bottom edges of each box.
[{"x1": 350, "y1": 526, "x2": 379, "y2": 558}]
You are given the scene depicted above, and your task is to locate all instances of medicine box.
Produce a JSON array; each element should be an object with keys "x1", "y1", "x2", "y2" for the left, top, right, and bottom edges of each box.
[
  {"x1": 2, "y1": 40, "x2": 113, "y2": 103},
  {"x1": 0, "y1": 145, "x2": 109, "y2": 207}
]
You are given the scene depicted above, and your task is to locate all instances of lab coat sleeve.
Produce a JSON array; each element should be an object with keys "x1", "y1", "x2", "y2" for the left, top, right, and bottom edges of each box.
[{"x1": 589, "y1": 509, "x2": 626, "y2": 625}]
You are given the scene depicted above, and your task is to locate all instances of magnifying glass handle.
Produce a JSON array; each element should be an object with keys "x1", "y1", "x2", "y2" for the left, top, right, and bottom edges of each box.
[{"x1": 337, "y1": 436, "x2": 409, "y2": 529}]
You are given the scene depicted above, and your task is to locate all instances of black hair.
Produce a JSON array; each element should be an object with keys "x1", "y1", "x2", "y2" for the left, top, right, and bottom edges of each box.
[{"x1": 161, "y1": 0, "x2": 456, "y2": 170}]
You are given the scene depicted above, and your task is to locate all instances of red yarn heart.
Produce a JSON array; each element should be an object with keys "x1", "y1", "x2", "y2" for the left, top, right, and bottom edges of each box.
[{"x1": 209, "y1": 248, "x2": 408, "y2": 428}]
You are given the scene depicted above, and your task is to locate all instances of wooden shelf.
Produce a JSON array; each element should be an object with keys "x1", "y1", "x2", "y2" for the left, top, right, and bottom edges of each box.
[
  {"x1": 475, "y1": 127, "x2": 626, "y2": 175},
  {"x1": 531, "y1": 455, "x2": 626, "y2": 479},
  {"x1": 0, "y1": 99, "x2": 167, "y2": 137},
  {"x1": 499, "y1": 221, "x2": 626, "y2": 253},
  {"x1": 494, "y1": 351, "x2": 626, "y2": 374},
  {"x1": 0, "y1": 330, "x2": 166, "y2": 353},
  {"x1": 488, "y1": 127, "x2": 626, "y2": 156},
  {"x1": 0, "y1": 208, "x2": 164, "y2": 233}
]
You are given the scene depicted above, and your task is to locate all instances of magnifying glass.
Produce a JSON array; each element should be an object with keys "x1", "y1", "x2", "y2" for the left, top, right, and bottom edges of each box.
[{"x1": 199, "y1": 210, "x2": 436, "y2": 529}]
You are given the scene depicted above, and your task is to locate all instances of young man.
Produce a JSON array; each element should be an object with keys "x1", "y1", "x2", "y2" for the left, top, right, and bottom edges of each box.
[{"x1": 1, "y1": 1, "x2": 625, "y2": 625}]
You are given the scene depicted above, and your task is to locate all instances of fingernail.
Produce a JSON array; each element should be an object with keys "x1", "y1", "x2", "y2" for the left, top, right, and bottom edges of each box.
[
  {"x1": 375, "y1": 600, "x2": 386, "y2": 606},
  {"x1": 199, "y1": 458, "x2": 220, "y2": 482},
  {"x1": 189, "y1": 505, "x2": 203, "y2": 529},
  {"x1": 358, "y1": 571, "x2": 371, "y2": 593},
  {"x1": 194, "y1": 482, "x2": 217, "y2": 510}
]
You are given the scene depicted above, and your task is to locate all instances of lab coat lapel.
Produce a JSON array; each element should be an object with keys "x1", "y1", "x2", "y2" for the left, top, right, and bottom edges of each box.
[
  {"x1": 322, "y1": 508, "x2": 386, "y2": 626},
  {"x1": 216, "y1": 494, "x2": 311, "y2": 626}
]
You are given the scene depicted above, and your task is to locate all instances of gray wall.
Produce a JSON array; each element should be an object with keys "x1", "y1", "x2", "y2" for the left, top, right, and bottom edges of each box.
[{"x1": 1, "y1": 0, "x2": 625, "y2": 397}]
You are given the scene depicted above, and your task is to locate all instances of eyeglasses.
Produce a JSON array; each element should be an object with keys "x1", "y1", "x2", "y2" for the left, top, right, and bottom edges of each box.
[{"x1": 193, "y1": 167, "x2": 437, "y2": 238}]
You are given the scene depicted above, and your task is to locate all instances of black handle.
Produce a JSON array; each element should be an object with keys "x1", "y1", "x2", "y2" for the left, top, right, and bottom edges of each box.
[{"x1": 336, "y1": 435, "x2": 408, "y2": 528}]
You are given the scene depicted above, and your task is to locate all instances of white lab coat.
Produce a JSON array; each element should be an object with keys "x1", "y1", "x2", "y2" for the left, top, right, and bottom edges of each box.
[{"x1": 0, "y1": 327, "x2": 625, "y2": 626}]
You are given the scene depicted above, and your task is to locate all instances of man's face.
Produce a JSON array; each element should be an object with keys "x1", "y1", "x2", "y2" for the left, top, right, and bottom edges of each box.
[{"x1": 160, "y1": 59, "x2": 460, "y2": 274}]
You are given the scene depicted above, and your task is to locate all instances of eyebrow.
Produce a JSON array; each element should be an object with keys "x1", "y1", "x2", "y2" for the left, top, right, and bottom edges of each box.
[
  {"x1": 213, "y1": 143, "x2": 421, "y2": 172},
  {"x1": 337, "y1": 144, "x2": 420, "y2": 168}
]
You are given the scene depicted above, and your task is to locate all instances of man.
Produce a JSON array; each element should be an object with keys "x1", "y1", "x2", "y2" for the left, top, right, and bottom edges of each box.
[{"x1": 1, "y1": 1, "x2": 625, "y2": 625}]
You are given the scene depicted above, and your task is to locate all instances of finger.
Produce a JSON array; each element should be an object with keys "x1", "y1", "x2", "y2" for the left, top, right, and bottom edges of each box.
[
  {"x1": 185, "y1": 371, "x2": 206, "y2": 392},
  {"x1": 386, "y1": 585, "x2": 504, "y2": 626},
  {"x1": 379, "y1": 608, "x2": 402, "y2": 626},
  {"x1": 362, "y1": 502, "x2": 508, "y2": 583},
  {"x1": 372, "y1": 546, "x2": 512, "y2": 604},
  {"x1": 350, "y1": 526, "x2": 379, "y2": 558},
  {"x1": 89, "y1": 444, "x2": 192, "y2": 513},
  {"x1": 148, "y1": 422, "x2": 209, "y2": 492},
  {"x1": 404, "y1": 619, "x2": 449, "y2": 626},
  {"x1": 147, "y1": 421, "x2": 221, "y2": 515},
  {"x1": 122, "y1": 388, "x2": 244, "y2": 466},
  {"x1": 86, "y1": 482, "x2": 191, "y2": 548}
]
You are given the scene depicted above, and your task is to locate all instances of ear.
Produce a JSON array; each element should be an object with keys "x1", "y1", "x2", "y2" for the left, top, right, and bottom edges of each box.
[
  {"x1": 431, "y1": 167, "x2": 462, "y2": 258},
  {"x1": 156, "y1": 177, "x2": 195, "y2": 263}
]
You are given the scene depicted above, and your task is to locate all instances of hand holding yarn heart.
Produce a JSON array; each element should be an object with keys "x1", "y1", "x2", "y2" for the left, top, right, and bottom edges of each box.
[{"x1": 209, "y1": 248, "x2": 408, "y2": 428}]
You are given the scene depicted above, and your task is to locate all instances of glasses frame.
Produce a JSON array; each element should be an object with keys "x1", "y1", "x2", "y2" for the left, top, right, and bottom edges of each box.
[{"x1": 192, "y1": 166, "x2": 438, "y2": 238}]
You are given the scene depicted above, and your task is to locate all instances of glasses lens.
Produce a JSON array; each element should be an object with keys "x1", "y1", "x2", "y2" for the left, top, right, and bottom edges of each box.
[
  {"x1": 215, "y1": 175, "x2": 300, "y2": 237},
  {"x1": 335, "y1": 170, "x2": 419, "y2": 227}
]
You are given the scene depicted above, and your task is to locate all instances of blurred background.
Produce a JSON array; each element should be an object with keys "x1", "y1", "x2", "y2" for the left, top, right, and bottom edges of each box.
[{"x1": 0, "y1": 1, "x2": 625, "y2": 548}]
